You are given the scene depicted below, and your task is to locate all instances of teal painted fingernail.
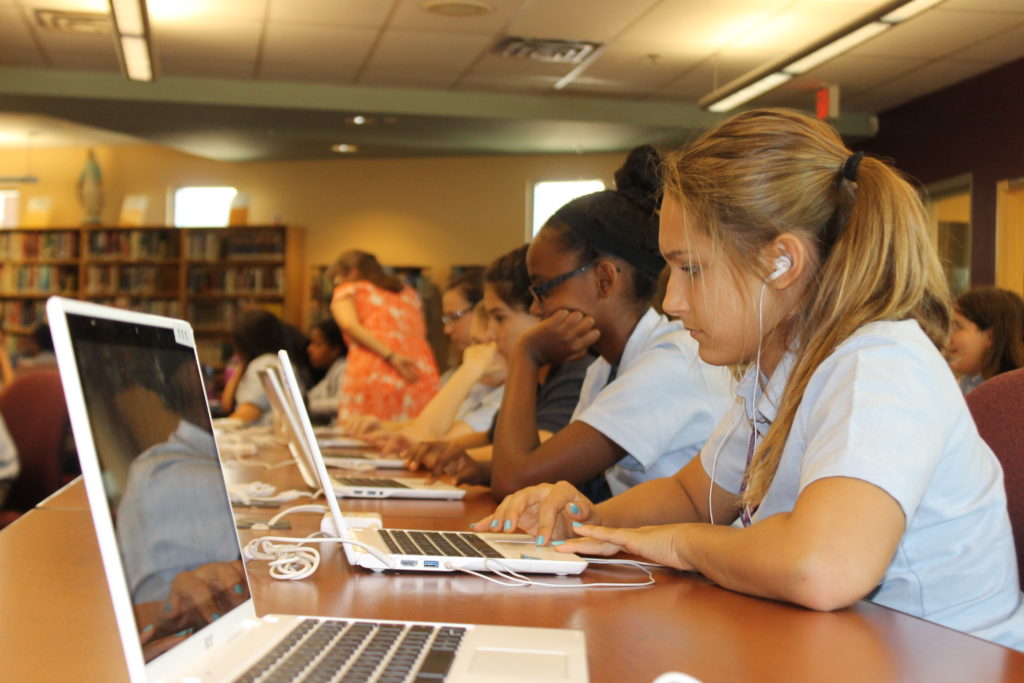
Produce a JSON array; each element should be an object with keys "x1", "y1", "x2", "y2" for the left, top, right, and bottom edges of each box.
[
  {"x1": 173, "y1": 628, "x2": 194, "y2": 638},
  {"x1": 490, "y1": 520, "x2": 499, "y2": 529},
  {"x1": 569, "y1": 503, "x2": 580, "y2": 515},
  {"x1": 503, "y1": 520, "x2": 512, "y2": 531},
  {"x1": 142, "y1": 624, "x2": 153, "y2": 633},
  {"x1": 163, "y1": 601, "x2": 173, "y2": 613},
  {"x1": 535, "y1": 535, "x2": 545, "y2": 546},
  {"x1": 551, "y1": 540, "x2": 565, "y2": 546},
  {"x1": 232, "y1": 583, "x2": 244, "y2": 595},
  {"x1": 572, "y1": 521, "x2": 582, "y2": 528},
  {"x1": 211, "y1": 613, "x2": 221, "y2": 621}
]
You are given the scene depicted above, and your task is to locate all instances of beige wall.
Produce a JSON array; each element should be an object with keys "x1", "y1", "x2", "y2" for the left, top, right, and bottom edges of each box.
[{"x1": 1, "y1": 144, "x2": 624, "y2": 320}]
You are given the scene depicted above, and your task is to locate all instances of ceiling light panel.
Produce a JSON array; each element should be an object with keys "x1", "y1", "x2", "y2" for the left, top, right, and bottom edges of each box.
[{"x1": 845, "y1": 8, "x2": 1010, "y2": 59}]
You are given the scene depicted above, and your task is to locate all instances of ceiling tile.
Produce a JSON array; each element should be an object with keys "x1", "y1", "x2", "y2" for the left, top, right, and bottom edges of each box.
[
  {"x1": 851, "y1": 8, "x2": 1019, "y2": 60},
  {"x1": 367, "y1": 30, "x2": 491, "y2": 71},
  {"x1": 582, "y1": 42, "x2": 709, "y2": 88},
  {"x1": 262, "y1": 24, "x2": 378, "y2": 69},
  {"x1": 259, "y1": 62, "x2": 359, "y2": 84},
  {"x1": 560, "y1": 77, "x2": 662, "y2": 100},
  {"x1": 388, "y1": 0, "x2": 523, "y2": 35},
  {"x1": 151, "y1": 20, "x2": 262, "y2": 63},
  {"x1": 156, "y1": 58, "x2": 256, "y2": 80},
  {"x1": 796, "y1": 54, "x2": 927, "y2": 96},
  {"x1": 619, "y1": 0, "x2": 789, "y2": 53},
  {"x1": 33, "y1": 28, "x2": 115, "y2": 57},
  {"x1": 719, "y1": 1, "x2": 880, "y2": 60},
  {"x1": 940, "y1": 0, "x2": 1024, "y2": 12},
  {"x1": 16, "y1": 0, "x2": 108, "y2": 11},
  {"x1": 46, "y1": 50, "x2": 119, "y2": 71},
  {"x1": 358, "y1": 67, "x2": 458, "y2": 88},
  {"x1": 147, "y1": 0, "x2": 264, "y2": 22},
  {"x1": 268, "y1": 0, "x2": 397, "y2": 26},
  {"x1": 467, "y1": 51, "x2": 574, "y2": 78},
  {"x1": 844, "y1": 59, "x2": 1000, "y2": 112},
  {"x1": 951, "y1": 21, "x2": 1024, "y2": 62},
  {"x1": 457, "y1": 72, "x2": 561, "y2": 94},
  {"x1": 506, "y1": 0, "x2": 660, "y2": 42}
]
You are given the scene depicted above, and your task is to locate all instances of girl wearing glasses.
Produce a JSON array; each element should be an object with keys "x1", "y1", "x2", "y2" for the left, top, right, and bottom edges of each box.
[
  {"x1": 475, "y1": 109, "x2": 1023, "y2": 649},
  {"x1": 419, "y1": 147, "x2": 732, "y2": 502},
  {"x1": 404, "y1": 245, "x2": 596, "y2": 483}
]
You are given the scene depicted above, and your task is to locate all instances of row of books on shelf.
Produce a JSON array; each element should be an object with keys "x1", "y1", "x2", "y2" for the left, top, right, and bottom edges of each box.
[
  {"x1": 0, "y1": 265, "x2": 78, "y2": 293},
  {"x1": 187, "y1": 300, "x2": 284, "y2": 332},
  {"x1": 87, "y1": 297, "x2": 182, "y2": 319},
  {"x1": 0, "y1": 231, "x2": 78, "y2": 260},
  {"x1": 187, "y1": 266, "x2": 285, "y2": 295},
  {"x1": 86, "y1": 230, "x2": 178, "y2": 260},
  {"x1": 84, "y1": 265, "x2": 180, "y2": 296},
  {"x1": 187, "y1": 231, "x2": 285, "y2": 262},
  {"x1": 1, "y1": 299, "x2": 46, "y2": 330}
]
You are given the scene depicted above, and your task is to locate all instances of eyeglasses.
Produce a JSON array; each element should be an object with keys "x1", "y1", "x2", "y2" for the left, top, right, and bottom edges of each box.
[
  {"x1": 528, "y1": 261, "x2": 597, "y2": 301},
  {"x1": 441, "y1": 307, "x2": 473, "y2": 326}
]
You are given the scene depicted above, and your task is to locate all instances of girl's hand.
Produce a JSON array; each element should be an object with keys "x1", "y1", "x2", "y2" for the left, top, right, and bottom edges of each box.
[
  {"x1": 562, "y1": 523, "x2": 694, "y2": 570},
  {"x1": 471, "y1": 481, "x2": 600, "y2": 546},
  {"x1": 461, "y1": 342, "x2": 499, "y2": 373},
  {"x1": 519, "y1": 310, "x2": 600, "y2": 366},
  {"x1": 388, "y1": 352, "x2": 420, "y2": 383},
  {"x1": 340, "y1": 415, "x2": 381, "y2": 437}
]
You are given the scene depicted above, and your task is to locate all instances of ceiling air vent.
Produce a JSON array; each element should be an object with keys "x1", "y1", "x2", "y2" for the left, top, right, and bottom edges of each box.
[
  {"x1": 34, "y1": 10, "x2": 113, "y2": 34},
  {"x1": 493, "y1": 37, "x2": 601, "y2": 65}
]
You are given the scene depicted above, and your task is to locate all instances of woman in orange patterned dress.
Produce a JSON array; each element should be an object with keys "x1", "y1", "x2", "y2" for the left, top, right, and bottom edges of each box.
[{"x1": 330, "y1": 250, "x2": 440, "y2": 421}]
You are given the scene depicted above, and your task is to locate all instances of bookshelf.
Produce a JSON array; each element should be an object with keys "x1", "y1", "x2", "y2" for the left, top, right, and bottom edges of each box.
[{"x1": 0, "y1": 225, "x2": 303, "y2": 367}]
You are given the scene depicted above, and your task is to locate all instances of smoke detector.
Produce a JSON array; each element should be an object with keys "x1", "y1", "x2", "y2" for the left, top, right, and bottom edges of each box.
[
  {"x1": 422, "y1": 0, "x2": 492, "y2": 17},
  {"x1": 493, "y1": 37, "x2": 601, "y2": 64}
]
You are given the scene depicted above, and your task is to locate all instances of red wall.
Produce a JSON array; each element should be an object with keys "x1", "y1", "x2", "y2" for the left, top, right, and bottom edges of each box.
[{"x1": 858, "y1": 56, "x2": 1024, "y2": 285}]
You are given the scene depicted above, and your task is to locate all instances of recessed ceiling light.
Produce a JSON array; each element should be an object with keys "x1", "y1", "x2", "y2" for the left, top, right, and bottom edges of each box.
[
  {"x1": 344, "y1": 115, "x2": 372, "y2": 126},
  {"x1": 422, "y1": 0, "x2": 491, "y2": 17},
  {"x1": 331, "y1": 143, "x2": 359, "y2": 154},
  {"x1": 351, "y1": 115, "x2": 366, "y2": 125}
]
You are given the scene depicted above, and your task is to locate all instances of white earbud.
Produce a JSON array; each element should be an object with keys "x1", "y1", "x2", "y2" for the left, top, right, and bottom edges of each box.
[{"x1": 764, "y1": 254, "x2": 792, "y2": 283}]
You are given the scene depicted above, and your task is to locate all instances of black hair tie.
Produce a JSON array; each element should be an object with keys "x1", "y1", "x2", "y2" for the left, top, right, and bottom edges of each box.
[{"x1": 841, "y1": 151, "x2": 865, "y2": 182}]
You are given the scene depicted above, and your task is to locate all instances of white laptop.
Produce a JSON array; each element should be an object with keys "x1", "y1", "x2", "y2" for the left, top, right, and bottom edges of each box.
[
  {"x1": 259, "y1": 366, "x2": 406, "y2": 471},
  {"x1": 271, "y1": 351, "x2": 466, "y2": 501},
  {"x1": 47, "y1": 296, "x2": 588, "y2": 683},
  {"x1": 276, "y1": 351, "x2": 589, "y2": 578}
]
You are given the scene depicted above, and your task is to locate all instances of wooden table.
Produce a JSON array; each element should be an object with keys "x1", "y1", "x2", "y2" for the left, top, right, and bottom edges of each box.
[{"x1": 7, "y1": 474, "x2": 1024, "y2": 681}]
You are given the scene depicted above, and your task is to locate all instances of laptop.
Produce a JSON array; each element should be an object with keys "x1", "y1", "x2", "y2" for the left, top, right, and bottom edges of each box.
[
  {"x1": 259, "y1": 365, "x2": 406, "y2": 471},
  {"x1": 47, "y1": 296, "x2": 588, "y2": 683},
  {"x1": 269, "y1": 352, "x2": 466, "y2": 501},
  {"x1": 276, "y1": 350, "x2": 589, "y2": 577}
]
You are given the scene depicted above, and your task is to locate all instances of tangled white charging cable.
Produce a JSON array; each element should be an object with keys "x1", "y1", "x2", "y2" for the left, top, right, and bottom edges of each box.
[
  {"x1": 451, "y1": 557, "x2": 660, "y2": 588},
  {"x1": 241, "y1": 505, "x2": 395, "y2": 580},
  {"x1": 243, "y1": 505, "x2": 663, "y2": 588}
]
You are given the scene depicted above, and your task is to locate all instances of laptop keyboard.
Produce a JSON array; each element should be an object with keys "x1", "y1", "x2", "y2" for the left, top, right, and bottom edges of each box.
[
  {"x1": 337, "y1": 477, "x2": 409, "y2": 489},
  {"x1": 236, "y1": 619, "x2": 466, "y2": 683},
  {"x1": 378, "y1": 530, "x2": 503, "y2": 559}
]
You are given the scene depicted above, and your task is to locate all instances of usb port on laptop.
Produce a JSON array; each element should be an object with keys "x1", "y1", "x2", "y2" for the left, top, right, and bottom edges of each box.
[{"x1": 423, "y1": 560, "x2": 439, "y2": 568}]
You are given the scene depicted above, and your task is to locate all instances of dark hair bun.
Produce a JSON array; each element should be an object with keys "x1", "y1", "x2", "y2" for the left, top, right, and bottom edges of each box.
[{"x1": 614, "y1": 145, "x2": 661, "y2": 216}]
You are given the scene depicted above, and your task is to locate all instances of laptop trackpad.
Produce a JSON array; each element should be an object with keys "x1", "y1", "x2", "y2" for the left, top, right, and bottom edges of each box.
[{"x1": 468, "y1": 648, "x2": 568, "y2": 678}]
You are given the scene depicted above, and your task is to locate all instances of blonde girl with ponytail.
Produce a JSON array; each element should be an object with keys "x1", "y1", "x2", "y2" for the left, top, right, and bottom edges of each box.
[{"x1": 473, "y1": 108, "x2": 1024, "y2": 649}]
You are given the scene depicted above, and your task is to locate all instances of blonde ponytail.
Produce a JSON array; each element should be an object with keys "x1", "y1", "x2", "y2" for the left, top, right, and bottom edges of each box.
[{"x1": 663, "y1": 109, "x2": 950, "y2": 508}]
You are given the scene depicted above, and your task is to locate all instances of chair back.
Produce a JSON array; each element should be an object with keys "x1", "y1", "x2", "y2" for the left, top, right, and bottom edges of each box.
[
  {"x1": 967, "y1": 368, "x2": 1024, "y2": 576},
  {"x1": 0, "y1": 369, "x2": 69, "y2": 511}
]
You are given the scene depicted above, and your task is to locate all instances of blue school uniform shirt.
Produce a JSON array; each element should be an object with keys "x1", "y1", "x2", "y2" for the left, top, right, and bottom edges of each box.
[
  {"x1": 570, "y1": 308, "x2": 734, "y2": 496},
  {"x1": 700, "y1": 319, "x2": 1024, "y2": 649}
]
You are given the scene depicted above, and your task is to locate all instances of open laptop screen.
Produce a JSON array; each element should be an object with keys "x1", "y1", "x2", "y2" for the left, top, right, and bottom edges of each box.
[{"x1": 63, "y1": 310, "x2": 249, "y2": 663}]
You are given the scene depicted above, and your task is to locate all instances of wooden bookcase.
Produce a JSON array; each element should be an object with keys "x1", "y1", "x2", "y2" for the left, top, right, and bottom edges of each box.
[{"x1": 0, "y1": 225, "x2": 303, "y2": 368}]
